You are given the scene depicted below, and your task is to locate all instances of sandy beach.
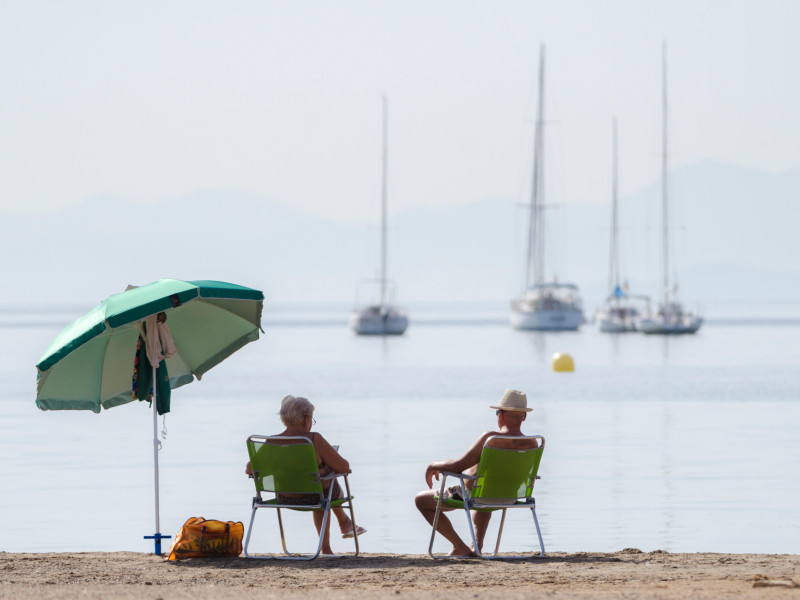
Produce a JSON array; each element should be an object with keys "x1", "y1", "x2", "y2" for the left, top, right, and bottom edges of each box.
[{"x1": 1, "y1": 550, "x2": 798, "y2": 599}]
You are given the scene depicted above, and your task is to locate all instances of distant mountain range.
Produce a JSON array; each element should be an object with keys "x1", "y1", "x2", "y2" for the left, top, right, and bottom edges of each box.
[{"x1": 1, "y1": 160, "x2": 798, "y2": 310}]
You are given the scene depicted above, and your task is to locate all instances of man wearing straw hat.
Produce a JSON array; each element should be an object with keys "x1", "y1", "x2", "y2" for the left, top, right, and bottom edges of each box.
[{"x1": 414, "y1": 389, "x2": 538, "y2": 557}]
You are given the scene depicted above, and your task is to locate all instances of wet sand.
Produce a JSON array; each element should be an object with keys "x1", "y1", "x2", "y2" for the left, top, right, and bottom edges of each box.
[{"x1": 1, "y1": 550, "x2": 799, "y2": 599}]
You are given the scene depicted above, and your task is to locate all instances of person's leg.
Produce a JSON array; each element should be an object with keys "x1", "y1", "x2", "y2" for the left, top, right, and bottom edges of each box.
[
  {"x1": 312, "y1": 509, "x2": 334, "y2": 554},
  {"x1": 322, "y1": 479, "x2": 362, "y2": 535},
  {"x1": 415, "y1": 489, "x2": 474, "y2": 556},
  {"x1": 470, "y1": 511, "x2": 492, "y2": 553},
  {"x1": 333, "y1": 507, "x2": 354, "y2": 533}
]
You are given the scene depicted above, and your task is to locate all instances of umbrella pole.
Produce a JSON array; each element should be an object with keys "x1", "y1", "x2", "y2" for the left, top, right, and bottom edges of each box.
[{"x1": 143, "y1": 364, "x2": 170, "y2": 555}]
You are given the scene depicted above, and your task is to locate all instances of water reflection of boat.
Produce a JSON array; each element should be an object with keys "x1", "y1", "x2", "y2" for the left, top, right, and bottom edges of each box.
[
  {"x1": 510, "y1": 45, "x2": 583, "y2": 331},
  {"x1": 595, "y1": 118, "x2": 651, "y2": 333},
  {"x1": 350, "y1": 95, "x2": 408, "y2": 336},
  {"x1": 638, "y1": 43, "x2": 702, "y2": 335}
]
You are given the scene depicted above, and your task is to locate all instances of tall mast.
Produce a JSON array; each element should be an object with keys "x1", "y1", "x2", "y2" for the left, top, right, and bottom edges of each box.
[
  {"x1": 525, "y1": 45, "x2": 546, "y2": 288},
  {"x1": 609, "y1": 117, "x2": 619, "y2": 296},
  {"x1": 380, "y1": 94, "x2": 388, "y2": 308},
  {"x1": 535, "y1": 45, "x2": 546, "y2": 285},
  {"x1": 661, "y1": 41, "x2": 669, "y2": 306}
]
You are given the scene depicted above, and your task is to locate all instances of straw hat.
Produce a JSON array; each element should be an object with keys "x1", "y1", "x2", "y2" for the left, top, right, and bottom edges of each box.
[{"x1": 490, "y1": 389, "x2": 533, "y2": 412}]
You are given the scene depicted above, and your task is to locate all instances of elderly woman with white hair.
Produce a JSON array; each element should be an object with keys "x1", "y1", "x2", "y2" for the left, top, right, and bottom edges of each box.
[{"x1": 245, "y1": 395, "x2": 366, "y2": 555}]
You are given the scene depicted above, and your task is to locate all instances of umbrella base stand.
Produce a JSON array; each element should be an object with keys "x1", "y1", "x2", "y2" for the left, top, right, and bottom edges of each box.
[{"x1": 144, "y1": 532, "x2": 171, "y2": 555}]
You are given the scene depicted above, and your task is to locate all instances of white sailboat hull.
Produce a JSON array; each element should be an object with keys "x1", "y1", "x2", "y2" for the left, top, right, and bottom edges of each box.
[
  {"x1": 595, "y1": 302, "x2": 645, "y2": 333},
  {"x1": 510, "y1": 306, "x2": 583, "y2": 331},
  {"x1": 597, "y1": 317, "x2": 636, "y2": 333},
  {"x1": 639, "y1": 302, "x2": 702, "y2": 334},
  {"x1": 639, "y1": 315, "x2": 702, "y2": 335},
  {"x1": 510, "y1": 283, "x2": 584, "y2": 331},
  {"x1": 350, "y1": 305, "x2": 408, "y2": 335}
]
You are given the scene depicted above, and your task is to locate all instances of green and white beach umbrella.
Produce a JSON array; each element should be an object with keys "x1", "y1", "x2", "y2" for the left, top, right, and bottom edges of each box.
[
  {"x1": 36, "y1": 279, "x2": 264, "y2": 412},
  {"x1": 35, "y1": 278, "x2": 265, "y2": 553}
]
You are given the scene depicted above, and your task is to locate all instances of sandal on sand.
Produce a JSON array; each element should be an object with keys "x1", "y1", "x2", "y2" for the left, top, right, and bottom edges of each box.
[{"x1": 342, "y1": 525, "x2": 367, "y2": 539}]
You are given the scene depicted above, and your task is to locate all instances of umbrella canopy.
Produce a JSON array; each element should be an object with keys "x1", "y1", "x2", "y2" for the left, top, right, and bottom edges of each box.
[{"x1": 36, "y1": 279, "x2": 264, "y2": 413}]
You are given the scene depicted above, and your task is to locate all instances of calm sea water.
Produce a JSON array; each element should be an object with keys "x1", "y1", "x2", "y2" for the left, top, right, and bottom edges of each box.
[{"x1": 1, "y1": 303, "x2": 798, "y2": 555}]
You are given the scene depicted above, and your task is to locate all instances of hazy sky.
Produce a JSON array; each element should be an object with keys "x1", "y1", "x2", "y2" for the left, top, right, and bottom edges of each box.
[{"x1": 1, "y1": 1, "x2": 798, "y2": 221}]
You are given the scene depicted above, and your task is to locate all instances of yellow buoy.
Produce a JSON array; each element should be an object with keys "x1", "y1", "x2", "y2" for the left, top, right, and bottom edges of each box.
[{"x1": 552, "y1": 352, "x2": 574, "y2": 372}]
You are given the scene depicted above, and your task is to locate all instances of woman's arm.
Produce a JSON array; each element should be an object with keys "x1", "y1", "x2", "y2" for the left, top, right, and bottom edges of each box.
[{"x1": 315, "y1": 432, "x2": 350, "y2": 473}]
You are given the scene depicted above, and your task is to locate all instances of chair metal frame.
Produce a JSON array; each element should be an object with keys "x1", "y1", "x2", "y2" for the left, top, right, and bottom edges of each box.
[
  {"x1": 244, "y1": 435, "x2": 360, "y2": 560},
  {"x1": 428, "y1": 434, "x2": 546, "y2": 560}
]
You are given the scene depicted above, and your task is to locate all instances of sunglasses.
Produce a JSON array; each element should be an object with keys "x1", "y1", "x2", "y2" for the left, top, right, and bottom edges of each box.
[{"x1": 495, "y1": 409, "x2": 505, "y2": 416}]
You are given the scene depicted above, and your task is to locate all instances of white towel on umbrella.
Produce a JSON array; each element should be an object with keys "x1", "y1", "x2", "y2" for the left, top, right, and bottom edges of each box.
[{"x1": 143, "y1": 315, "x2": 177, "y2": 368}]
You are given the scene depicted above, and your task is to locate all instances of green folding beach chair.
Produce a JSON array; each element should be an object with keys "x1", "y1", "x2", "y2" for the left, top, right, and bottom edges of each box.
[
  {"x1": 429, "y1": 435, "x2": 546, "y2": 560},
  {"x1": 244, "y1": 435, "x2": 360, "y2": 560}
]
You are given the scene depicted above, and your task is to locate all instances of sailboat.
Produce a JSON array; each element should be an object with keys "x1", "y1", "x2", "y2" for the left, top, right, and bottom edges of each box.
[
  {"x1": 638, "y1": 43, "x2": 703, "y2": 335},
  {"x1": 595, "y1": 118, "x2": 651, "y2": 333},
  {"x1": 349, "y1": 95, "x2": 409, "y2": 336},
  {"x1": 510, "y1": 45, "x2": 584, "y2": 331}
]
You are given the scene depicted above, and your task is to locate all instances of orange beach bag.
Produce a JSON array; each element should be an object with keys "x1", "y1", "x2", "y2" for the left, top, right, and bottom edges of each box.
[{"x1": 167, "y1": 517, "x2": 244, "y2": 560}]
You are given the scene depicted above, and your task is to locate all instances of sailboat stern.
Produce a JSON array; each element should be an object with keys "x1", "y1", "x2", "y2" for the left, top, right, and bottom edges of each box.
[
  {"x1": 510, "y1": 283, "x2": 584, "y2": 331},
  {"x1": 350, "y1": 305, "x2": 409, "y2": 335}
]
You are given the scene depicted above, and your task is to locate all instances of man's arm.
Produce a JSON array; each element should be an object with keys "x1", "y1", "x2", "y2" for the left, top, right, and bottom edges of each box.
[{"x1": 424, "y1": 432, "x2": 493, "y2": 488}]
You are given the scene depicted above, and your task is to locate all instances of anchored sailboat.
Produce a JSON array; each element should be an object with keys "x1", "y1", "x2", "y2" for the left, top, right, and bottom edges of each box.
[
  {"x1": 349, "y1": 95, "x2": 409, "y2": 336},
  {"x1": 638, "y1": 43, "x2": 703, "y2": 335},
  {"x1": 510, "y1": 45, "x2": 584, "y2": 331},
  {"x1": 595, "y1": 118, "x2": 651, "y2": 333}
]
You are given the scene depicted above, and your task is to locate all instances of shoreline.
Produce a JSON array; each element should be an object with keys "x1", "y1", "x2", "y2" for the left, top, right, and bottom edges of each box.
[{"x1": 2, "y1": 550, "x2": 799, "y2": 599}]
